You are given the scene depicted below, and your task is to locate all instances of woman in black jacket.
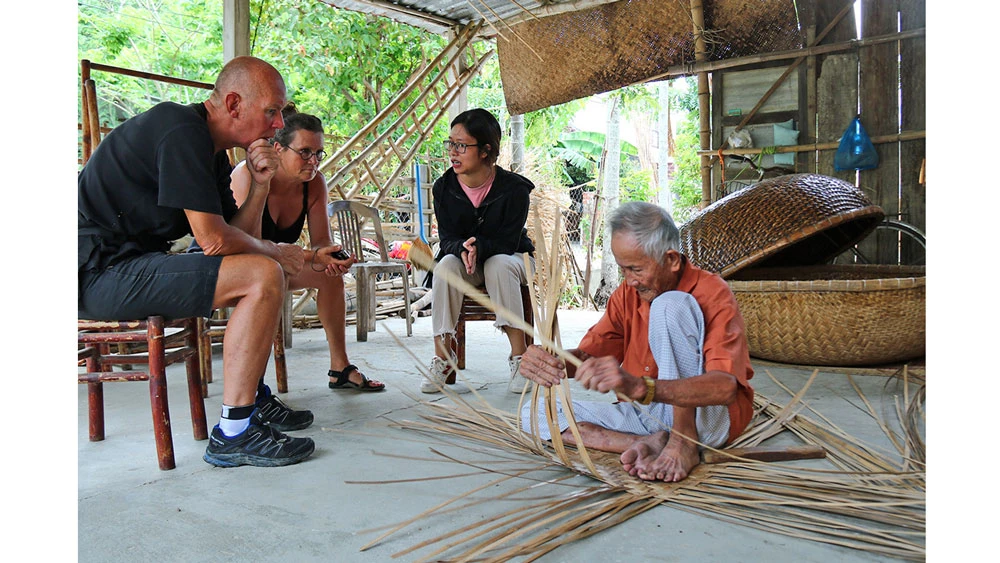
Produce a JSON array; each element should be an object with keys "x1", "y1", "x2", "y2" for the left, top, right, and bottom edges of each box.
[{"x1": 421, "y1": 108, "x2": 535, "y2": 394}]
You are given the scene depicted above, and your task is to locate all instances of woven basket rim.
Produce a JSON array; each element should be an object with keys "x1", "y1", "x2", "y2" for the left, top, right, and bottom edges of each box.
[
  {"x1": 728, "y1": 264, "x2": 926, "y2": 292},
  {"x1": 718, "y1": 206, "x2": 885, "y2": 278}
]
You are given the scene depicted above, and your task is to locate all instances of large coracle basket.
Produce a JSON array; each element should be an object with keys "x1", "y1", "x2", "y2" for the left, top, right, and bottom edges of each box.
[
  {"x1": 680, "y1": 173, "x2": 885, "y2": 278},
  {"x1": 727, "y1": 265, "x2": 925, "y2": 366},
  {"x1": 678, "y1": 173, "x2": 925, "y2": 366}
]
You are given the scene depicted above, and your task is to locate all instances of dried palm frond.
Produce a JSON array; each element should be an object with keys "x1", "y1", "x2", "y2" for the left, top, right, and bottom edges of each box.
[
  {"x1": 366, "y1": 190, "x2": 925, "y2": 561},
  {"x1": 349, "y1": 362, "x2": 925, "y2": 561}
]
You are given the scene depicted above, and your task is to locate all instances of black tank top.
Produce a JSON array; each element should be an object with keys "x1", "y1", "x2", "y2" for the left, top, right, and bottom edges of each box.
[{"x1": 261, "y1": 182, "x2": 309, "y2": 244}]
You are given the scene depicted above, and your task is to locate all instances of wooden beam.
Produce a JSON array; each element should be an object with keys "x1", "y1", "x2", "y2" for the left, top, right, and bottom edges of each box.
[{"x1": 639, "y1": 28, "x2": 924, "y2": 84}]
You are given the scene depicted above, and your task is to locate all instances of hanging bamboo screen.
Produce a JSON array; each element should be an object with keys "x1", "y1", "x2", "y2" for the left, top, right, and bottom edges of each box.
[{"x1": 497, "y1": 0, "x2": 802, "y2": 114}]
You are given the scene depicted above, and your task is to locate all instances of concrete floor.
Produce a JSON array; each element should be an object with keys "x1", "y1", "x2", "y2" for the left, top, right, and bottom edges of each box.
[{"x1": 77, "y1": 308, "x2": 924, "y2": 562}]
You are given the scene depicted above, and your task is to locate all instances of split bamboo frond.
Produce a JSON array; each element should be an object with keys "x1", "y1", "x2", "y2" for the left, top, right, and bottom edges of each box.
[{"x1": 352, "y1": 369, "x2": 924, "y2": 561}]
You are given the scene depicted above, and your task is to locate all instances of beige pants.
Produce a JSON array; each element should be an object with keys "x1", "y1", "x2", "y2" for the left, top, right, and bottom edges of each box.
[{"x1": 431, "y1": 253, "x2": 530, "y2": 337}]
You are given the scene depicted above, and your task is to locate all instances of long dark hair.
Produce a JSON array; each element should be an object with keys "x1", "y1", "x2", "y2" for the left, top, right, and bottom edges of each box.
[{"x1": 450, "y1": 108, "x2": 501, "y2": 164}]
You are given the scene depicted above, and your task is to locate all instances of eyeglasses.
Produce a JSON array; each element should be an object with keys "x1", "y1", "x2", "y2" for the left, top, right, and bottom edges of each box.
[
  {"x1": 443, "y1": 140, "x2": 480, "y2": 154},
  {"x1": 285, "y1": 146, "x2": 327, "y2": 162}
]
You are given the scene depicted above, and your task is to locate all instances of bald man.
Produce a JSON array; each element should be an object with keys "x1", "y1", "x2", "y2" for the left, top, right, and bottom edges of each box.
[{"x1": 79, "y1": 56, "x2": 333, "y2": 467}]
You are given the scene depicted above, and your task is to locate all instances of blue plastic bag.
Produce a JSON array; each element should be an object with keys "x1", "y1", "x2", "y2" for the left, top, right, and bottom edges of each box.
[{"x1": 834, "y1": 116, "x2": 879, "y2": 171}]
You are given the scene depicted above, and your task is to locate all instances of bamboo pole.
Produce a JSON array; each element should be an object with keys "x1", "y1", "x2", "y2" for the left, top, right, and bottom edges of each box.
[
  {"x1": 690, "y1": 0, "x2": 712, "y2": 209},
  {"x1": 88, "y1": 61, "x2": 214, "y2": 90},
  {"x1": 85, "y1": 80, "x2": 102, "y2": 153},
  {"x1": 696, "y1": 130, "x2": 926, "y2": 157},
  {"x1": 81, "y1": 60, "x2": 93, "y2": 164}
]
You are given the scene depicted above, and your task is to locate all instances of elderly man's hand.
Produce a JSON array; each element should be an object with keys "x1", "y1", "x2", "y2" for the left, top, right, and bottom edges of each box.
[
  {"x1": 518, "y1": 344, "x2": 566, "y2": 387},
  {"x1": 575, "y1": 356, "x2": 646, "y2": 399}
]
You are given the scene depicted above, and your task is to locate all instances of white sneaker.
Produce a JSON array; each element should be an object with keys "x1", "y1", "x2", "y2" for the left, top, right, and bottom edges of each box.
[
  {"x1": 507, "y1": 355, "x2": 530, "y2": 394},
  {"x1": 420, "y1": 355, "x2": 470, "y2": 394}
]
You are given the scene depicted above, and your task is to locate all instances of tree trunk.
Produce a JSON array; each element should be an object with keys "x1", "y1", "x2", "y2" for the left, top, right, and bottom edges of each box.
[{"x1": 595, "y1": 96, "x2": 622, "y2": 307}]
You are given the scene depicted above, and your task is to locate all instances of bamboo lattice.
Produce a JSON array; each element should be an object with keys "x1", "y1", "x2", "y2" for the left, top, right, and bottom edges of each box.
[{"x1": 320, "y1": 21, "x2": 491, "y2": 216}]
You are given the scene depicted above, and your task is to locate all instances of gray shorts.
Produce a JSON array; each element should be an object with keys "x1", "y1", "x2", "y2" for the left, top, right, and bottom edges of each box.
[{"x1": 78, "y1": 251, "x2": 222, "y2": 321}]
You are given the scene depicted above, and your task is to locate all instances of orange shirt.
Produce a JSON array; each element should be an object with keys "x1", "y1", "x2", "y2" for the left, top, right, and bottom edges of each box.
[{"x1": 577, "y1": 258, "x2": 755, "y2": 443}]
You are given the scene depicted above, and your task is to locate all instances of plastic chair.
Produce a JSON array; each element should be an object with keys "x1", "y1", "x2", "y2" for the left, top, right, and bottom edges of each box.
[
  {"x1": 329, "y1": 200, "x2": 413, "y2": 342},
  {"x1": 78, "y1": 316, "x2": 209, "y2": 470}
]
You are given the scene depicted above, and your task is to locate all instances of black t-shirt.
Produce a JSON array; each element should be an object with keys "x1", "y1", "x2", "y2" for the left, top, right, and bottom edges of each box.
[{"x1": 78, "y1": 102, "x2": 237, "y2": 272}]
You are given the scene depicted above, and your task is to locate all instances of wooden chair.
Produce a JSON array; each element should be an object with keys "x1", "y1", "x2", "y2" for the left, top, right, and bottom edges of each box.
[
  {"x1": 198, "y1": 293, "x2": 291, "y2": 396},
  {"x1": 329, "y1": 200, "x2": 413, "y2": 342},
  {"x1": 78, "y1": 316, "x2": 209, "y2": 471},
  {"x1": 455, "y1": 285, "x2": 534, "y2": 370}
]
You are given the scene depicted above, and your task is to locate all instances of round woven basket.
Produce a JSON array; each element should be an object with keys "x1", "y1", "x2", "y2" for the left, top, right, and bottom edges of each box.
[
  {"x1": 728, "y1": 265, "x2": 925, "y2": 366},
  {"x1": 680, "y1": 174, "x2": 885, "y2": 278}
]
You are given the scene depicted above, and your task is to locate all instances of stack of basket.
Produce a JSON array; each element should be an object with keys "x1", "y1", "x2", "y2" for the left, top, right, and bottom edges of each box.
[{"x1": 679, "y1": 173, "x2": 925, "y2": 366}]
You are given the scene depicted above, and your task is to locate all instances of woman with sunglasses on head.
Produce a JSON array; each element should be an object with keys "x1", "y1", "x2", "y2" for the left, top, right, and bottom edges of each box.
[
  {"x1": 421, "y1": 108, "x2": 535, "y2": 395},
  {"x1": 230, "y1": 103, "x2": 387, "y2": 395}
]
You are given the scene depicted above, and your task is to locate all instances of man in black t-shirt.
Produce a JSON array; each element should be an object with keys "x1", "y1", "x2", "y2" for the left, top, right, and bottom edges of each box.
[{"x1": 79, "y1": 56, "x2": 334, "y2": 468}]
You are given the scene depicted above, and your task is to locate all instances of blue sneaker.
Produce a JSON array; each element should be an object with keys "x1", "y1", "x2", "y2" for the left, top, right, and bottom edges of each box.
[{"x1": 203, "y1": 423, "x2": 315, "y2": 468}]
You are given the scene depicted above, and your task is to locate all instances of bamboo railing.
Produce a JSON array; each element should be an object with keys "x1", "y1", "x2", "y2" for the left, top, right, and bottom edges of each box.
[
  {"x1": 320, "y1": 21, "x2": 491, "y2": 219},
  {"x1": 79, "y1": 59, "x2": 214, "y2": 165}
]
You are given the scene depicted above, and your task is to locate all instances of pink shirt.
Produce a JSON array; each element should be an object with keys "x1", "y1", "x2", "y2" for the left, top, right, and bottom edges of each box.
[{"x1": 458, "y1": 168, "x2": 496, "y2": 208}]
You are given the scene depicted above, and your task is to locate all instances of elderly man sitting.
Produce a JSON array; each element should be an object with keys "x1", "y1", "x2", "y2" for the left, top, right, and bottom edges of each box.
[{"x1": 518, "y1": 201, "x2": 755, "y2": 482}]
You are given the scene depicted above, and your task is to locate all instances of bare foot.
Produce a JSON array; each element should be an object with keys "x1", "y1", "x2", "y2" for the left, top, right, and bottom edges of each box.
[
  {"x1": 620, "y1": 431, "x2": 669, "y2": 477},
  {"x1": 636, "y1": 432, "x2": 700, "y2": 482}
]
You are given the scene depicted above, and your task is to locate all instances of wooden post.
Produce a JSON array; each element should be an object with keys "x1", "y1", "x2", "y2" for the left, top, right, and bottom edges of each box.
[
  {"x1": 690, "y1": 0, "x2": 711, "y2": 208},
  {"x1": 85, "y1": 80, "x2": 102, "y2": 155},
  {"x1": 860, "y1": 0, "x2": 901, "y2": 263},
  {"x1": 802, "y1": 2, "x2": 818, "y2": 172},
  {"x1": 146, "y1": 316, "x2": 176, "y2": 471},
  {"x1": 80, "y1": 59, "x2": 93, "y2": 164},
  {"x1": 899, "y1": 0, "x2": 926, "y2": 263},
  {"x1": 816, "y1": 0, "x2": 859, "y2": 184},
  {"x1": 222, "y1": 0, "x2": 250, "y2": 61}
]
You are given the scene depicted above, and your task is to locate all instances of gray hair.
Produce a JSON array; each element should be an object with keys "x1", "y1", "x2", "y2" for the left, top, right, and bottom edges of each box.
[{"x1": 607, "y1": 201, "x2": 679, "y2": 263}]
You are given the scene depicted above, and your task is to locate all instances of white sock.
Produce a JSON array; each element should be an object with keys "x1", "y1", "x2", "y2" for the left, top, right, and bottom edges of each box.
[{"x1": 218, "y1": 403, "x2": 254, "y2": 437}]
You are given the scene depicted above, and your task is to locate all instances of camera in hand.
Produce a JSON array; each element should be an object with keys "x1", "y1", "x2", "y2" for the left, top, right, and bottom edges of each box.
[{"x1": 330, "y1": 249, "x2": 351, "y2": 260}]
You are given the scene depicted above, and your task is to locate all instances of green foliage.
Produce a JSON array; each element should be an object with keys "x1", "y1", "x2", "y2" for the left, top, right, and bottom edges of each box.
[
  {"x1": 669, "y1": 76, "x2": 699, "y2": 113},
  {"x1": 250, "y1": 1, "x2": 448, "y2": 143},
  {"x1": 78, "y1": 0, "x2": 225, "y2": 125},
  {"x1": 551, "y1": 130, "x2": 639, "y2": 181},
  {"x1": 669, "y1": 109, "x2": 704, "y2": 223},
  {"x1": 621, "y1": 169, "x2": 655, "y2": 203},
  {"x1": 563, "y1": 161, "x2": 593, "y2": 189}
]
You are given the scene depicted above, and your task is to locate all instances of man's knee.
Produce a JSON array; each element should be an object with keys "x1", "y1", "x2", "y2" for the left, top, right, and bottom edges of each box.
[
  {"x1": 220, "y1": 255, "x2": 285, "y2": 302},
  {"x1": 650, "y1": 291, "x2": 703, "y2": 332}
]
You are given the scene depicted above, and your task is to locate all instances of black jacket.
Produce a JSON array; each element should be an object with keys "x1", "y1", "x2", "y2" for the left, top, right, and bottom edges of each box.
[{"x1": 432, "y1": 165, "x2": 535, "y2": 265}]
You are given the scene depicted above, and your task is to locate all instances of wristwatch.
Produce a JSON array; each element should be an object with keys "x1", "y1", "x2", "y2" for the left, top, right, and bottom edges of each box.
[{"x1": 639, "y1": 376, "x2": 656, "y2": 405}]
